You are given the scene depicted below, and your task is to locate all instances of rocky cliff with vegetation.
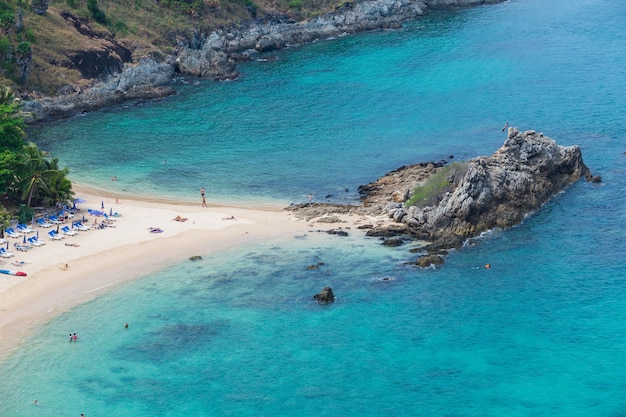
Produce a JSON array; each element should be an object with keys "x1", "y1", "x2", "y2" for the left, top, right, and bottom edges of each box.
[
  {"x1": 0, "y1": 0, "x2": 503, "y2": 121},
  {"x1": 287, "y1": 128, "x2": 598, "y2": 266}
]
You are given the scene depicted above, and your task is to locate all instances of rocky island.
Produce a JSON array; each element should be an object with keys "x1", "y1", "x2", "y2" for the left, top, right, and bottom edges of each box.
[{"x1": 286, "y1": 128, "x2": 599, "y2": 267}]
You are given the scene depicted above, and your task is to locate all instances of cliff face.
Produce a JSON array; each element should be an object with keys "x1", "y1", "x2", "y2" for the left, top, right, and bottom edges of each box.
[
  {"x1": 396, "y1": 128, "x2": 590, "y2": 247},
  {"x1": 21, "y1": 0, "x2": 505, "y2": 121}
]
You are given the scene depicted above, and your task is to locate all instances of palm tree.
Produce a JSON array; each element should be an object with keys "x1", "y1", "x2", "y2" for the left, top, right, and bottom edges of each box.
[
  {"x1": 15, "y1": 42, "x2": 32, "y2": 86},
  {"x1": 45, "y1": 157, "x2": 73, "y2": 204},
  {"x1": 14, "y1": 143, "x2": 60, "y2": 207}
]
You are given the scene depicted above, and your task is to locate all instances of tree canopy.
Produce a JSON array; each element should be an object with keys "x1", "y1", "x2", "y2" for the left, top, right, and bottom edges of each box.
[{"x1": 0, "y1": 86, "x2": 73, "y2": 225}]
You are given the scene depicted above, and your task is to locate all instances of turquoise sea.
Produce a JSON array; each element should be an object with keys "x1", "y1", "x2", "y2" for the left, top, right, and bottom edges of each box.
[{"x1": 2, "y1": 0, "x2": 626, "y2": 415}]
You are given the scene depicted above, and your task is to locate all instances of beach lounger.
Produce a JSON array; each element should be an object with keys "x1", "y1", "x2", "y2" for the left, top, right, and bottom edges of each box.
[
  {"x1": 17, "y1": 224, "x2": 35, "y2": 233},
  {"x1": 29, "y1": 236, "x2": 46, "y2": 246},
  {"x1": 73, "y1": 222, "x2": 90, "y2": 231},
  {"x1": 61, "y1": 226, "x2": 78, "y2": 236},
  {"x1": 5, "y1": 228, "x2": 23, "y2": 238},
  {"x1": 0, "y1": 248, "x2": 14, "y2": 258},
  {"x1": 37, "y1": 218, "x2": 52, "y2": 228},
  {"x1": 48, "y1": 230, "x2": 64, "y2": 240},
  {"x1": 48, "y1": 215, "x2": 63, "y2": 224}
]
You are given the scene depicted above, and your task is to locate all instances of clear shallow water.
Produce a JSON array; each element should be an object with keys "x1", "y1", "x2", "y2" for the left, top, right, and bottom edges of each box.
[{"x1": 5, "y1": 0, "x2": 626, "y2": 415}]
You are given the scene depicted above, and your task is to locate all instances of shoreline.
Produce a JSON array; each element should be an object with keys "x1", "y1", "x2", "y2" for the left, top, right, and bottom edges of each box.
[{"x1": 0, "y1": 185, "x2": 368, "y2": 361}]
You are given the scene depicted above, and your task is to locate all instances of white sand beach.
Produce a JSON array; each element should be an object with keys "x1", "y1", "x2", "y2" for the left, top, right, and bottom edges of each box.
[{"x1": 0, "y1": 185, "x2": 374, "y2": 357}]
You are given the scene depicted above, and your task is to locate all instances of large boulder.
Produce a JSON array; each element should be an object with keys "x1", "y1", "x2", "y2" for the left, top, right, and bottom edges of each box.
[{"x1": 313, "y1": 286, "x2": 336, "y2": 304}]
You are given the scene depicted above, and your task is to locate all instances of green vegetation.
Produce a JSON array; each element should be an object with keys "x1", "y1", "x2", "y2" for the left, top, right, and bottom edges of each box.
[
  {"x1": 406, "y1": 162, "x2": 469, "y2": 208},
  {"x1": 87, "y1": 0, "x2": 107, "y2": 24},
  {"x1": 0, "y1": 86, "x2": 73, "y2": 225}
]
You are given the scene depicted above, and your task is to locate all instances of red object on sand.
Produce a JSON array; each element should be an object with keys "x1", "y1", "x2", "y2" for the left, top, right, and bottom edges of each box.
[{"x1": 0, "y1": 269, "x2": 27, "y2": 276}]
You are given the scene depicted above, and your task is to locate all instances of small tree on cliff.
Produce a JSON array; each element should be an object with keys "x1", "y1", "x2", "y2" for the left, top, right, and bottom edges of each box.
[
  {"x1": 31, "y1": 0, "x2": 49, "y2": 15},
  {"x1": 15, "y1": 42, "x2": 31, "y2": 86}
]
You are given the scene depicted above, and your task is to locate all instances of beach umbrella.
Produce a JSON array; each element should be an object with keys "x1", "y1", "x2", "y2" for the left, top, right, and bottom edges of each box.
[
  {"x1": 110, "y1": 208, "x2": 113, "y2": 215},
  {"x1": 0, "y1": 227, "x2": 3, "y2": 238},
  {"x1": 56, "y1": 225, "x2": 60, "y2": 234},
  {"x1": 23, "y1": 235, "x2": 26, "y2": 244},
  {"x1": 82, "y1": 215, "x2": 85, "y2": 222},
  {"x1": 73, "y1": 198, "x2": 86, "y2": 211},
  {"x1": 36, "y1": 230, "x2": 39, "y2": 239},
  {"x1": 5, "y1": 241, "x2": 8, "y2": 249},
  {"x1": 101, "y1": 201, "x2": 104, "y2": 209}
]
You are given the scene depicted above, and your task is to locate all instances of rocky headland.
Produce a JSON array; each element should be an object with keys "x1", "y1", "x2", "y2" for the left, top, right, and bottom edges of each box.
[
  {"x1": 286, "y1": 128, "x2": 599, "y2": 267},
  {"x1": 20, "y1": 0, "x2": 504, "y2": 121}
]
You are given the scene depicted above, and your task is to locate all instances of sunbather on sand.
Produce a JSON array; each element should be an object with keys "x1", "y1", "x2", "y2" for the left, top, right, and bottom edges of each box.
[
  {"x1": 173, "y1": 216, "x2": 188, "y2": 222},
  {"x1": 65, "y1": 243, "x2": 80, "y2": 247}
]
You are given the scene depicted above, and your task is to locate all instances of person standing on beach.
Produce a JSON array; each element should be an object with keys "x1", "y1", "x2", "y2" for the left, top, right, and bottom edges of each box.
[
  {"x1": 200, "y1": 187, "x2": 207, "y2": 207},
  {"x1": 308, "y1": 193, "x2": 312, "y2": 205}
]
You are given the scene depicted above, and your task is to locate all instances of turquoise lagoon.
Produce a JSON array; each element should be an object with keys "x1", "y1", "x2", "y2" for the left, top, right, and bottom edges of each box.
[{"x1": 2, "y1": 0, "x2": 626, "y2": 416}]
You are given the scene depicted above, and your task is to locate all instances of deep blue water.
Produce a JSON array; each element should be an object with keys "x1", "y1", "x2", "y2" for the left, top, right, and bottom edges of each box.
[{"x1": 3, "y1": 0, "x2": 626, "y2": 415}]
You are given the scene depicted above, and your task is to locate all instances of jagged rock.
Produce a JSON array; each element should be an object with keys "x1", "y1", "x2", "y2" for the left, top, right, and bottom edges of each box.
[
  {"x1": 585, "y1": 173, "x2": 602, "y2": 183},
  {"x1": 313, "y1": 286, "x2": 336, "y2": 304},
  {"x1": 365, "y1": 225, "x2": 407, "y2": 238},
  {"x1": 316, "y1": 215, "x2": 342, "y2": 223},
  {"x1": 415, "y1": 254, "x2": 444, "y2": 268},
  {"x1": 21, "y1": 58, "x2": 176, "y2": 121},
  {"x1": 326, "y1": 229, "x2": 349, "y2": 236},
  {"x1": 189, "y1": 255, "x2": 203, "y2": 261},
  {"x1": 382, "y1": 238, "x2": 404, "y2": 247},
  {"x1": 403, "y1": 128, "x2": 590, "y2": 244}
]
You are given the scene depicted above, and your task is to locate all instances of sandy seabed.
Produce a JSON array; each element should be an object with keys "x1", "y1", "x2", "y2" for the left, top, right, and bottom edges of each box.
[{"x1": 0, "y1": 185, "x2": 372, "y2": 359}]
